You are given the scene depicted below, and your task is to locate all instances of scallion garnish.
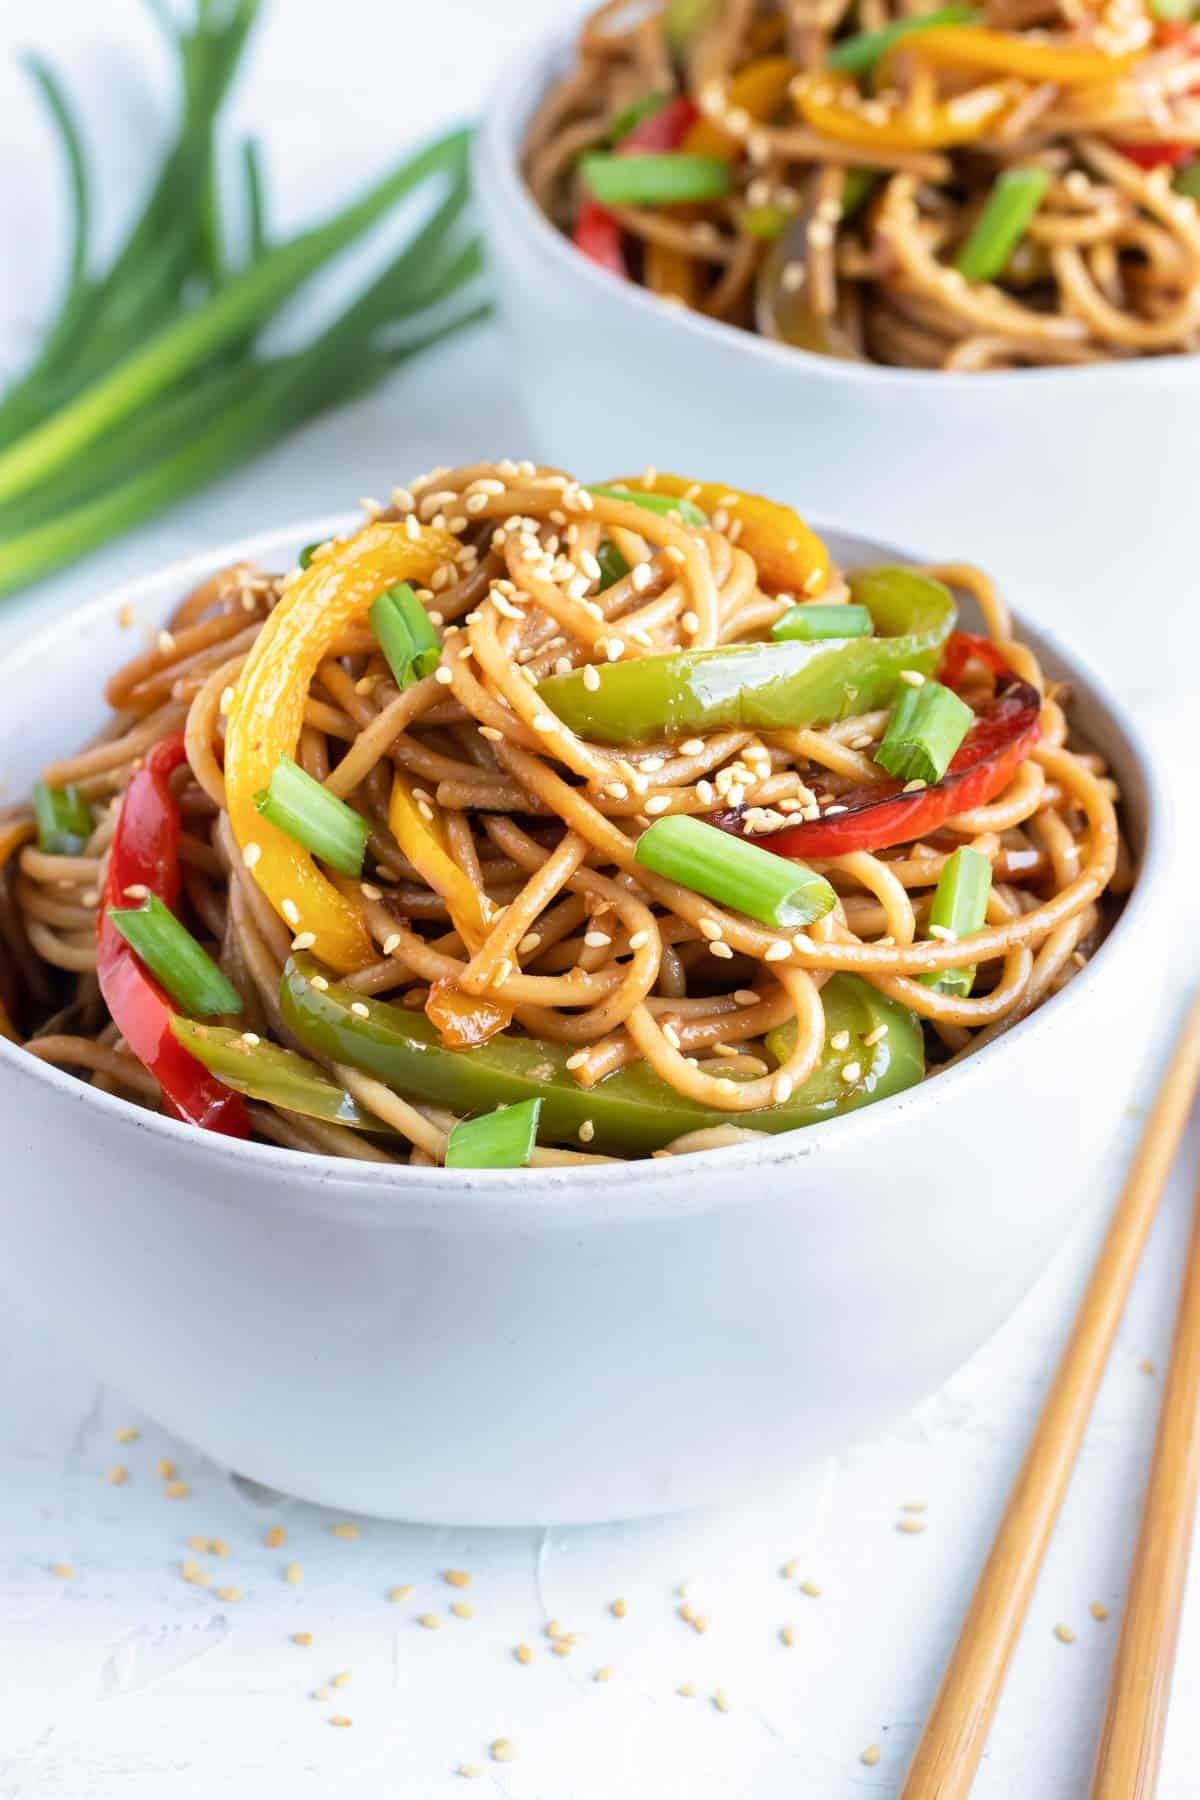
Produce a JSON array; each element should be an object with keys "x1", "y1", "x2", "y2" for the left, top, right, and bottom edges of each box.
[
  {"x1": 445, "y1": 1098, "x2": 542, "y2": 1170},
  {"x1": 253, "y1": 755, "x2": 369, "y2": 878},
  {"x1": 772, "y1": 602, "x2": 872, "y2": 643},
  {"x1": 32, "y1": 779, "x2": 92, "y2": 855},
  {"x1": 955, "y1": 167, "x2": 1051, "y2": 283},
  {"x1": 596, "y1": 541, "x2": 631, "y2": 589},
  {"x1": 828, "y1": 3, "x2": 977, "y2": 73},
  {"x1": 664, "y1": 0, "x2": 720, "y2": 52},
  {"x1": 587, "y1": 484, "x2": 709, "y2": 529},
  {"x1": 370, "y1": 581, "x2": 442, "y2": 690},
  {"x1": 634, "y1": 814, "x2": 836, "y2": 928},
  {"x1": 608, "y1": 92, "x2": 669, "y2": 144},
  {"x1": 298, "y1": 541, "x2": 322, "y2": 569},
  {"x1": 921, "y1": 846, "x2": 992, "y2": 996},
  {"x1": 875, "y1": 679, "x2": 973, "y2": 786},
  {"x1": 107, "y1": 893, "x2": 243, "y2": 1017},
  {"x1": 579, "y1": 152, "x2": 730, "y2": 208},
  {"x1": 1174, "y1": 162, "x2": 1200, "y2": 199}
]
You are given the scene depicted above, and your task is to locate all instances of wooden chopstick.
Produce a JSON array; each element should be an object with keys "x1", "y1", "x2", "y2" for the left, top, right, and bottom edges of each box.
[
  {"x1": 900, "y1": 989, "x2": 1200, "y2": 1800},
  {"x1": 1089, "y1": 1145, "x2": 1200, "y2": 1796}
]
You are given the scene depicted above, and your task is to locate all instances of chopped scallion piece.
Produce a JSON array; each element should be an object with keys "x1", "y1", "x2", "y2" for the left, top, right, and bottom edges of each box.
[
  {"x1": 596, "y1": 541, "x2": 631, "y2": 588},
  {"x1": 828, "y1": 4, "x2": 977, "y2": 73},
  {"x1": 107, "y1": 893, "x2": 243, "y2": 1017},
  {"x1": 587, "y1": 484, "x2": 709, "y2": 529},
  {"x1": 298, "y1": 541, "x2": 322, "y2": 569},
  {"x1": 921, "y1": 846, "x2": 992, "y2": 997},
  {"x1": 1150, "y1": 0, "x2": 1192, "y2": 19},
  {"x1": 32, "y1": 779, "x2": 92, "y2": 855},
  {"x1": 955, "y1": 167, "x2": 1051, "y2": 283},
  {"x1": 445, "y1": 1097, "x2": 542, "y2": 1170},
  {"x1": 579, "y1": 152, "x2": 730, "y2": 208},
  {"x1": 772, "y1": 602, "x2": 872, "y2": 642},
  {"x1": 1174, "y1": 161, "x2": 1200, "y2": 199},
  {"x1": 370, "y1": 580, "x2": 442, "y2": 689},
  {"x1": 608, "y1": 92, "x2": 669, "y2": 144},
  {"x1": 253, "y1": 754, "x2": 369, "y2": 879},
  {"x1": 664, "y1": 0, "x2": 719, "y2": 52},
  {"x1": 875, "y1": 679, "x2": 973, "y2": 785},
  {"x1": 634, "y1": 814, "x2": 836, "y2": 928}
]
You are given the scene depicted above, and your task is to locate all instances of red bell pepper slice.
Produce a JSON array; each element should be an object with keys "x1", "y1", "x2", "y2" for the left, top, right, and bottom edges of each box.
[
  {"x1": 1114, "y1": 140, "x2": 1193, "y2": 170},
  {"x1": 622, "y1": 95, "x2": 699, "y2": 151},
  {"x1": 725, "y1": 665, "x2": 1042, "y2": 858},
  {"x1": 573, "y1": 199, "x2": 627, "y2": 274},
  {"x1": 97, "y1": 733, "x2": 251, "y2": 1136}
]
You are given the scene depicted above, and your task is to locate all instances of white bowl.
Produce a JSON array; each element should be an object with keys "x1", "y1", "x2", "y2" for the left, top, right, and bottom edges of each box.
[
  {"x1": 0, "y1": 517, "x2": 1167, "y2": 1524},
  {"x1": 474, "y1": 20, "x2": 1200, "y2": 702}
]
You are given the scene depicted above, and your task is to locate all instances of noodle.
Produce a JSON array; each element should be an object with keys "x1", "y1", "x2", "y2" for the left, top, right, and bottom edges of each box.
[
  {"x1": 524, "y1": 1, "x2": 1200, "y2": 369},
  {"x1": 1, "y1": 461, "x2": 1128, "y2": 1164}
]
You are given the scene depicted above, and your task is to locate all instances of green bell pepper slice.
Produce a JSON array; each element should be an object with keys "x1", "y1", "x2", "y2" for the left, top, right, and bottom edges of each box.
[
  {"x1": 537, "y1": 567, "x2": 955, "y2": 745},
  {"x1": 170, "y1": 1016, "x2": 391, "y2": 1133},
  {"x1": 280, "y1": 956, "x2": 924, "y2": 1157}
]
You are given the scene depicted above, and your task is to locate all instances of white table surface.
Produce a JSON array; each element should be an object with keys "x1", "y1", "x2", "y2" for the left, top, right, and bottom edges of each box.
[{"x1": 1, "y1": 4, "x2": 1198, "y2": 1796}]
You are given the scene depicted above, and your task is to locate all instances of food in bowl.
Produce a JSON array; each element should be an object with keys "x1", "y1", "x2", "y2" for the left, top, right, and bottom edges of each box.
[
  {"x1": 523, "y1": 0, "x2": 1200, "y2": 369},
  {"x1": 1, "y1": 462, "x2": 1126, "y2": 1167}
]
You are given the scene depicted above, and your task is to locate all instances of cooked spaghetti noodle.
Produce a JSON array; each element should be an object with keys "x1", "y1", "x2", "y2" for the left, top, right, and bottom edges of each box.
[
  {"x1": 0, "y1": 462, "x2": 1127, "y2": 1165},
  {"x1": 524, "y1": 0, "x2": 1200, "y2": 369}
]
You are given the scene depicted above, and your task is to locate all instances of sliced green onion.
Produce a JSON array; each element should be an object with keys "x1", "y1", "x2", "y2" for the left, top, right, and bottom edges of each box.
[
  {"x1": 828, "y1": 4, "x2": 978, "y2": 73},
  {"x1": 587, "y1": 484, "x2": 709, "y2": 529},
  {"x1": 253, "y1": 754, "x2": 368, "y2": 879},
  {"x1": 298, "y1": 540, "x2": 322, "y2": 569},
  {"x1": 634, "y1": 814, "x2": 836, "y2": 928},
  {"x1": 608, "y1": 92, "x2": 669, "y2": 144},
  {"x1": 369, "y1": 580, "x2": 442, "y2": 689},
  {"x1": 955, "y1": 167, "x2": 1051, "y2": 283},
  {"x1": 108, "y1": 893, "x2": 243, "y2": 1017},
  {"x1": 32, "y1": 779, "x2": 93, "y2": 855},
  {"x1": 664, "y1": 0, "x2": 720, "y2": 52},
  {"x1": 1174, "y1": 161, "x2": 1200, "y2": 199},
  {"x1": 1151, "y1": 0, "x2": 1192, "y2": 19},
  {"x1": 875, "y1": 679, "x2": 973, "y2": 786},
  {"x1": 772, "y1": 602, "x2": 872, "y2": 642},
  {"x1": 445, "y1": 1098, "x2": 542, "y2": 1170},
  {"x1": 579, "y1": 152, "x2": 730, "y2": 208},
  {"x1": 921, "y1": 846, "x2": 992, "y2": 997},
  {"x1": 740, "y1": 203, "x2": 795, "y2": 241},
  {"x1": 596, "y1": 541, "x2": 631, "y2": 588}
]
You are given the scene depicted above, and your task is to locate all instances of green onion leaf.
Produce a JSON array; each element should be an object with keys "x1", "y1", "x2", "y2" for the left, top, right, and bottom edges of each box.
[
  {"x1": 828, "y1": 4, "x2": 978, "y2": 73},
  {"x1": 634, "y1": 814, "x2": 836, "y2": 928},
  {"x1": 875, "y1": 679, "x2": 973, "y2": 786},
  {"x1": 445, "y1": 1098, "x2": 542, "y2": 1170},
  {"x1": 370, "y1": 581, "x2": 442, "y2": 690},
  {"x1": 772, "y1": 602, "x2": 873, "y2": 642},
  {"x1": 596, "y1": 541, "x2": 631, "y2": 588},
  {"x1": 579, "y1": 152, "x2": 730, "y2": 208},
  {"x1": 298, "y1": 540, "x2": 322, "y2": 569},
  {"x1": 955, "y1": 167, "x2": 1051, "y2": 283},
  {"x1": 664, "y1": 0, "x2": 720, "y2": 52},
  {"x1": 587, "y1": 484, "x2": 709, "y2": 529},
  {"x1": 608, "y1": 92, "x2": 670, "y2": 144},
  {"x1": 920, "y1": 846, "x2": 992, "y2": 997},
  {"x1": 1150, "y1": 0, "x2": 1192, "y2": 18},
  {"x1": 1174, "y1": 161, "x2": 1200, "y2": 199},
  {"x1": 32, "y1": 779, "x2": 92, "y2": 855},
  {"x1": 108, "y1": 892, "x2": 243, "y2": 1017},
  {"x1": 253, "y1": 754, "x2": 369, "y2": 879}
]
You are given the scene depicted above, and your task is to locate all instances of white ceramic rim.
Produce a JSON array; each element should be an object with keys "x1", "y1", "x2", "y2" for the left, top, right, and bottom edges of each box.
[
  {"x1": 0, "y1": 514, "x2": 1168, "y2": 1211},
  {"x1": 478, "y1": 3, "x2": 1195, "y2": 390}
]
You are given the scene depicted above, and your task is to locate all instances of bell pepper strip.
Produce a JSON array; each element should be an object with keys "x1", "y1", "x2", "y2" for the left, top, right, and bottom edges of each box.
[
  {"x1": 1117, "y1": 140, "x2": 1194, "y2": 170},
  {"x1": 573, "y1": 199, "x2": 627, "y2": 275},
  {"x1": 425, "y1": 979, "x2": 513, "y2": 1050},
  {"x1": 96, "y1": 733, "x2": 250, "y2": 1136},
  {"x1": 684, "y1": 56, "x2": 797, "y2": 158},
  {"x1": 280, "y1": 956, "x2": 924, "y2": 1156},
  {"x1": 599, "y1": 472, "x2": 832, "y2": 594},
  {"x1": 223, "y1": 520, "x2": 455, "y2": 973},
  {"x1": 538, "y1": 566, "x2": 955, "y2": 745},
  {"x1": 828, "y1": 5, "x2": 978, "y2": 75},
  {"x1": 939, "y1": 629, "x2": 1013, "y2": 686},
  {"x1": 622, "y1": 94, "x2": 699, "y2": 151},
  {"x1": 880, "y1": 24, "x2": 1141, "y2": 85},
  {"x1": 170, "y1": 1017, "x2": 394, "y2": 1132},
  {"x1": 792, "y1": 73, "x2": 1015, "y2": 150},
  {"x1": 732, "y1": 673, "x2": 1042, "y2": 858}
]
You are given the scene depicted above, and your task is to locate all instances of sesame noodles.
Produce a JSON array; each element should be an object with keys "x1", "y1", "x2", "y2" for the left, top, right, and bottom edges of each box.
[
  {"x1": 1, "y1": 462, "x2": 1127, "y2": 1164},
  {"x1": 524, "y1": 0, "x2": 1200, "y2": 369}
]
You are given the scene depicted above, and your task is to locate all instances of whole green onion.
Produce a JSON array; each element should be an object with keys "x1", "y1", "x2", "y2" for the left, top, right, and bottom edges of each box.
[
  {"x1": 955, "y1": 167, "x2": 1051, "y2": 284},
  {"x1": 587, "y1": 485, "x2": 709, "y2": 529},
  {"x1": 828, "y1": 4, "x2": 978, "y2": 73},
  {"x1": 876, "y1": 679, "x2": 973, "y2": 786},
  {"x1": 32, "y1": 779, "x2": 93, "y2": 855},
  {"x1": 254, "y1": 754, "x2": 369, "y2": 879},
  {"x1": 579, "y1": 152, "x2": 730, "y2": 208},
  {"x1": 772, "y1": 602, "x2": 873, "y2": 643},
  {"x1": 370, "y1": 581, "x2": 442, "y2": 689},
  {"x1": 107, "y1": 893, "x2": 243, "y2": 1017},
  {"x1": 608, "y1": 92, "x2": 669, "y2": 144},
  {"x1": 445, "y1": 1098, "x2": 543, "y2": 1170},
  {"x1": 921, "y1": 846, "x2": 992, "y2": 997},
  {"x1": 634, "y1": 814, "x2": 836, "y2": 929}
]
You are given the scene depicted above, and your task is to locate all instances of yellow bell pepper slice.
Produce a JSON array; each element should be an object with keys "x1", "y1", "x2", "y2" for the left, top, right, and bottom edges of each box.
[
  {"x1": 225, "y1": 520, "x2": 455, "y2": 973},
  {"x1": 606, "y1": 472, "x2": 832, "y2": 595},
  {"x1": 387, "y1": 773, "x2": 492, "y2": 950},
  {"x1": 792, "y1": 73, "x2": 1013, "y2": 149},
  {"x1": 684, "y1": 56, "x2": 797, "y2": 158},
  {"x1": 880, "y1": 25, "x2": 1139, "y2": 86}
]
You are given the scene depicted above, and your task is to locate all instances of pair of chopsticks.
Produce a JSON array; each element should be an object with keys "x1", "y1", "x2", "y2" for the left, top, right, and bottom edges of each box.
[{"x1": 901, "y1": 991, "x2": 1200, "y2": 1800}]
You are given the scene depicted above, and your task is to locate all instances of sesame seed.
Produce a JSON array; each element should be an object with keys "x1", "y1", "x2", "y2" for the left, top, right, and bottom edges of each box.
[
  {"x1": 764, "y1": 940, "x2": 791, "y2": 962},
  {"x1": 1090, "y1": 1602, "x2": 1109, "y2": 1621},
  {"x1": 610, "y1": 1597, "x2": 627, "y2": 1619},
  {"x1": 265, "y1": 1525, "x2": 286, "y2": 1549},
  {"x1": 311, "y1": 974, "x2": 329, "y2": 991},
  {"x1": 681, "y1": 610, "x2": 700, "y2": 635},
  {"x1": 331, "y1": 1670, "x2": 352, "y2": 1687},
  {"x1": 119, "y1": 602, "x2": 135, "y2": 628},
  {"x1": 328, "y1": 1714, "x2": 352, "y2": 1728},
  {"x1": 434, "y1": 665, "x2": 454, "y2": 685},
  {"x1": 1054, "y1": 1623, "x2": 1076, "y2": 1644},
  {"x1": 444, "y1": 1569, "x2": 471, "y2": 1588},
  {"x1": 515, "y1": 1642, "x2": 535, "y2": 1664},
  {"x1": 709, "y1": 941, "x2": 734, "y2": 960},
  {"x1": 291, "y1": 931, "x2": 316, "y2": 951},
  {"x1": 219, "y1": 686, "x2": 235, "y2": 716},
  {"x1": 712, "y1": 1689, "x2": 731, "y2": 1713},
  {"x1": 779, "y1": 1624, "x2": 796, "y2": 1647},
  {"x1": 285, "y1": 1562, "x2": 304, "y2": 1585},
  {"x1": 579, "y1": 1120, "x2": 595, "y2": 1144},
  {"x1": 216, "y1": 1586, "x2": 242, "y2": 1603},
  {"x1": 863, "y1": 1024, "x2": 887, "y2": 1047},
  {"x1": 799, "y1": 1579, "x2": 823, "y2": 1597},
  {"x1": 456, "y1": 1764, "x2": 480, "y2": 1779},
  {"x1": 565, "y1": 1050, "x2": 589, "y2": 1070},
  {"x1": 896, "y1": 1517, "x2": 926, "y2": 1535},
  {"x1": 281, "y1": 899, "x2": 300, "y2": 927},
  {"x1": 157, "y1": 630, "x2": 177, "y2": 655},
  {"x1": 490, "y1": 1740, "x2": 517, "y2": 1763},
  {"x1": 644, "y1": 794, "x2": 672, "y2": 815},
  {"x1": 350, "y1": 1002, "x2": 370, "y2": 1020},
  {"x1": 163, "y1": 1481, "x2": 190, "y2": 1500},
  {"x1": 772, "y1": 1073, "x2": 793, "y2": 1104},
  {"x1": 532, "y1": 713, "x2": 559, "y2": 732},
  {"x1": 594, "y1": 1664, "x2": 615, "y2": 1682},
  {"x1": 332, "y1": 1522, "x2": 360, "y2": 1540},
  {"x1": 861, "y1": 1744, "x2": 882, "y2": 1767},
  {"x1": 242, "y1": 842, "x2": 262, "y2": 870},
  {"x1": 628, "y1": 930, "x2": 649, "y2": 951},
  {"x1": 50, "y1": 1561, "x2": 76, "y2": 1579},
  {"x1": 387, "y1": 1584, "x2": 413, "y2": 1602},
  {"x1": 418, "y1": 1613, "x2": 442, "y2": 1630},
  {"x1": 240, "y1": 1032, "x2": 261, "y2": 1048},
  {"x1": 292, "y1": 1631, "x2": 313, "y2": 1646},
  {"x1": 382, "y1": 933, "x2": 402, "y2": 956}
]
